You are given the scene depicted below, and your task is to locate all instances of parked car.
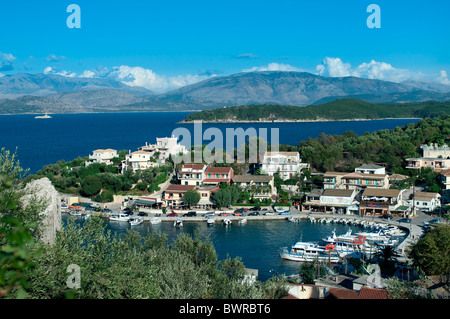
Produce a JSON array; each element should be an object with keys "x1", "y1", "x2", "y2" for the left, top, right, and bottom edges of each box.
[
  {"x1": 220, "y1": 212, "x2": 230, "y2": 216},
  {"x1": 278, "y1": 211, "x2": 291, "y2": 215},
  {"x1": 398, "y1": 218, "x2": 411, "y2": 223},
  {"x1": 251, "y1": 206, "x2": 261, "y2": 211},
  {"x1": 204, "y1": 212, "x2": 215, "y2": 218},
  {"x1": 264, "y1": 211, "x2": 275, "y2": 216},
  {"x1": 103, "y1": 209, "x2": 112, "y2": 214},
  {"x1": 183, "y1": 211, "x2": 197, "y2": 217},
  {"x1": 138, "y1": 212, "x2": 149, "y2": 217},
  {"x1": 234, "y1": 211, "x2": 244, "y2": 216},
  {"x1": 274, "y1": 207, "x2": 288, "y2": 213},
  {"x1": 428, "y1": 218, "x2": 441, "y2": 224},
  {"x1": 234, "y1": 208, "x2": 247, "y2": 214},
  {"x1": 167, "y1": 212, "x2": 178, "y2": 217},
  {"x1": 248, "y1": 212, "x2": 260, "y2": 216}
]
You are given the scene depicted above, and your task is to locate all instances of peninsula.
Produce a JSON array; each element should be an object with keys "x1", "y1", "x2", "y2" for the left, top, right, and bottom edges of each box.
[{"x1": 179, "y1": 99, "x2": 450, "y2": 123}]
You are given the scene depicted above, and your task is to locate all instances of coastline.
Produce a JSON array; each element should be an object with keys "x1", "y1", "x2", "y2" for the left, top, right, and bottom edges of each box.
[{"x1": 177, "y1": 117, "x2": 422, "y2": 124}]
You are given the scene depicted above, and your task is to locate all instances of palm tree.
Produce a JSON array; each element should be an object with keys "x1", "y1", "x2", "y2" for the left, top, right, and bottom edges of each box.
[{"x1": 375, "y1": 245, "x2": 398, "y2": 267}]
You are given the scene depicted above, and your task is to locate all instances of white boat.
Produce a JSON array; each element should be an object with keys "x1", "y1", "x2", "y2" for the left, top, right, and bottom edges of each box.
[
  {"x1": 223, "y1": 218, "x2": 232, "y2": 226},
  {"x1": 322, "y1": 230, "x2": 370, "y2": 258},
  {"x1": 280, "y1": 242, "x2": 340, "y2": 263},
  {"x1": 34, "y1": 113, "x2": 52, "y2": 119},
  {"x1": 238, "y1": 218, "x2": 247, "y2": 225},
  {"x1": 69, "y1": 210, "x2": 82, "y2": 216},
  {"x1": 150, "y1": 217, "x2": 161, "y2": 225},
  {"x1": 109, "y1": 213, "x2": 130, "y2": 222},
  {"x1": 128, "y1": 217, "x2": 143, "y2": 226},
  {"x1": 206, "y1": 218, "x2": 215, "y2": 225},
  {"x1": 173, "y1": 219, "x2": 183, "y2": 227}
]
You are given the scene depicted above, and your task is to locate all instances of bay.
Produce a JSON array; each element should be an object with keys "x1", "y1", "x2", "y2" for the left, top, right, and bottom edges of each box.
[{"x1": 0, "y1": 112, "x2": 419, "y2": 174}]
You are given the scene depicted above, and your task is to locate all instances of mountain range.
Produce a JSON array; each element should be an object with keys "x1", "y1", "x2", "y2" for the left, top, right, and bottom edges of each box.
[{"x1": 1, "y1": 71, "x2": 450, "y2": 114}]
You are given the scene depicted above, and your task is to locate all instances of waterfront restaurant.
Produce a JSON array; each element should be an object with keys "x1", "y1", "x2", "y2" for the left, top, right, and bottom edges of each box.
[
  {"x1": 359, "y1": 188, "x2": 404, "y2": 216},
  {"x1": 163, "y1": 184, "x2": 196, "y2": 209},
  {"x1": 303, "y1": 188, "x2": 359, "y2": 214}
]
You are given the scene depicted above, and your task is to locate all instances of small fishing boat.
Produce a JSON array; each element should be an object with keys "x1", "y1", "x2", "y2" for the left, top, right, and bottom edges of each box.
[
  {"x1": 173, "y1": 218, "x2": 183, "y2": 227},
  {"x1": 109, "y1": 213, "x2": 130, "y2": 222},
  {"x1": 150, "y1": 217, "x2": 161, "y2": 225},
  {"x1": 206, "y1": 218, "x2": 215, "y2": 225},
  {"x1": 238, "y1": 218, "x2": 247, "y2": 225},
  {"x1": 128, "y1": 217, "x2": 143, "y2": 226},
  {"x1": 69, "y1": 210, "x2": 82, "y2": 216},
  {"x1": 223, "y1": 218, "x2": 232, "y2": 226}
]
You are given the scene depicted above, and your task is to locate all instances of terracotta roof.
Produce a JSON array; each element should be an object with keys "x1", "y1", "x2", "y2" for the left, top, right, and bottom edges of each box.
[
  {"x1": 440, "y1": 168, "x2": 450, "y2": 176},
  {"x1": 327, "y1": 287, "x2": 388, "y2": 299},
  {"x1": 205, "y1": 167, "x2": 233, "y2": 174},
  {"x1": 414, "y1": 191, "x2": 440, "y2": 201},
  {"x1": 264, "y1": 151, "x2": 299, "y2": 157},
  {"x1": 202, "y1": 178, "x2": 230, "y2": 183},
  {"x1": 362, "y1": 188, "x2": 401, "y2": 197},
  {"x1": 165, "y1": 184, "x2": 196, "y2": 193},
  {"x1": 233, "y1": 175, "x2": 273, "y2": 183},
  {"x1": 322, "y1": 189, "x2": 355, "y2": 198},
  {"x1": 182, "y1": 164, "x2": 206, "y2": 170}
]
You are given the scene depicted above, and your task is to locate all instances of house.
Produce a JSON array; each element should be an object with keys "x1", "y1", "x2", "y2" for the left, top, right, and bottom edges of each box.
[
  {"x1": 326, "y1": 287, "x2": 388, "y2": 299},
  {"x1": 177, "y1": 164, "x2": 207, "y2": 186},
  {"x1": 324, "y1": 170, "x2": 389, "y2": 190},
  {"x1": 319, "y1": 189, "x2": 359, "y2": 214},
  {"x1": 410, "y1": 192, "x2": 441, "y2": 212},
  {"x1": 121, "y1": 150, "x2": 158, "y2": 173},
  {"x1": 163, "y1": 184, "x2": 196, "y2": 208},
  {"x1": 406, "y1": 157, "x2": 450, "y2": 171},
  {"x1": 359, "y1": 188, "x2": 405, "y2": 216},
  {"x1": 260, "y1": 151, "x2": 309, "y2": 180},
  {"x1": 355, "y1": 164, "x2": 386, "y2": 175},
  {"x1": 233, "y1": 175, "x2": 276, "y2": 199},
  {"x1": 421, "y1": 143, "x2": 450, "y2": 159},
  {"x1": 196, "y1": 185, "x2": 220, "y2": 209},
  {"x1": 304, "y1": 188, "x2": 324, "y2": 205},
  {"x1": 440, "y1": 168, "x2": 450, "y2": 190},
  {"x1": 86, "y1": 149, "x2": 117, "y2": 166},
  {"x1": 139, "y1": 136, "x2": 188, "y2": 161},
  {"x1": 203, "y1": 167, "x2": 234, "y2": 185}
]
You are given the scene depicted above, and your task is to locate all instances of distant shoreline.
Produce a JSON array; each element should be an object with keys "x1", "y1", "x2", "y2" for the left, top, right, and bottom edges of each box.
[{"x1": 178, "y1": 117, "x2": 422, "y2": 124}]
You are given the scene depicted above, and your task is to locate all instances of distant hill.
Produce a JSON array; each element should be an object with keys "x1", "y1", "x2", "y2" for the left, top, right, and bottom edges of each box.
[
  {"x1": 130, "y1": 71, "x2": 431, "y2": 110},
  {"x1": 1, "y1": 71, "x2": 450, "y2": 114},
  {"x1": 181, "y1": 99, "x2": 450, "y2": 122}
]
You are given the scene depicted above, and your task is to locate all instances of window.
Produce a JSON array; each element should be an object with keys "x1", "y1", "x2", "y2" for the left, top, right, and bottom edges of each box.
[{"x1": 185, "y1": 181, "x2": 188, "y2": 185}]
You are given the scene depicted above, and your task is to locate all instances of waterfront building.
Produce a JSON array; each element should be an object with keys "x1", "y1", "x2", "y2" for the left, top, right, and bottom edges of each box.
[
  {"x1": 359, "y1": 188, "x2": 406, "y2": 216},
  {"x1": 177, "y1": 164, "x2": 207, "y2": 186},
  {"x1": 405, "y1": 157, "x2": 450, "y2": 171},
  {"x1": 139, "y1": 136, "x2": 188, "y2": 161},
  {"x1": 233, "y1": 174, "x2": 277, "y2": 200},
  {"x1": 203, "y1": 166, "x2": 234, "y2": 185},
  {"x1": 324, "y1": 170, "x2": 389, "y2": 190},
  {"x1": 86, "y1": 149, "x2": 117, "y2": 166},
  {"x1": 303, "y1": 188, "x2": 359, "y2": 214},
  {"x1": 164, "y1": 184, "x2": 196, "y2": 208},
  {"x1": 196, "y1": 185, "x2": 220, "y2": 209},
  {"x1": 260, "y1": 151, "x2": 309, "y2": 180},
  {"x1": 409, "y1": 191, "x2": 441, "y2": 213}
]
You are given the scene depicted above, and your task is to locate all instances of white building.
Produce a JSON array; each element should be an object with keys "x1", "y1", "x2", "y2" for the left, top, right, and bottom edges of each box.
[
  {"x1": 410, "y1": 192, "x2": 441, "y2": 212},
  {"x1": 260, "y1": 151, "x2": 309, "y2": 180},
  {"x1": 87, "y1": 149, "x2": 117, "y2": 166},
  {"x1": 177, "y1": 164, "x2": 207, "y2": 186},
  {"x1": 355, "y1": 164, "x2": 386, "y2": 175},
  {"x1": 139, "y1": 136, "x2": 188, "y2": 161},
  {"x1": 122, "y1": 150, "x2": 159, "y2": 173}
]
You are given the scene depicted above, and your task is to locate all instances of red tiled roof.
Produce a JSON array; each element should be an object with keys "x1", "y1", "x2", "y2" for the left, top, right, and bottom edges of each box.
[
  {"x1": 440, "y1": 168, "x2": 450, "y2": 176},
  {"x1": 327, "y1": 288, "x2": 359, "y2": 299},
  {"x1": 165, "y1": 184, "x2": 196, "y2": 193},
  {"x1": 205, "y1": 167, "x2": 233, "y2": 174},
  {"x1": 327, "y1": 287, "x2": 388, "y2": 299},
  {"x1": 202, "y1": 178, "x2": 230, "y2": 183},
  {"x1": 182, "y1": 164, "x2": 206, "y2": 169}
]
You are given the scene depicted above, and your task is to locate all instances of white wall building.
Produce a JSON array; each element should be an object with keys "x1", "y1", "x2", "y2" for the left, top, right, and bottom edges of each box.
[
  {"x1": 260, "y1": 151, "x2": 309, "y2": 180},
  {"x1": 410, "y1": 192, "x2": 441, "y2": 212},
  {"x1": 355, "y1": 164, "x2": 386, "y2": 175},
  {"x1": 87, "y1": 149, "x2": 117, "y2": 166},
  {"x1": 139, "y1": 136, "x2": 188, "y2": 161},
  {"x1": 122, "y1": 150, "x2": 158, "y2": 173}
]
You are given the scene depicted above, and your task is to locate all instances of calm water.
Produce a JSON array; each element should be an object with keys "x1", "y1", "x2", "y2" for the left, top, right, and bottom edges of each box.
[
  {"x1": 63, "y1": 214, "x2": 372, "y2": 281},
  {"x1": 0, "y1": 112, "x2": 419, "y2": 173}
]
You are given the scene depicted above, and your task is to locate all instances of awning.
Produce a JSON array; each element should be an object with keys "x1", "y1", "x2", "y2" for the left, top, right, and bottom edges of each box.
[{"x1": 135, "y1": 199, "x2": 156, "y2": 206}]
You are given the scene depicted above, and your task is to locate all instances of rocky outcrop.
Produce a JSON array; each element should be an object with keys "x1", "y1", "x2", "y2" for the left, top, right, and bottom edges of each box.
[{"x1": 21, "y1": 178, "x2": 61, "y2": 245}]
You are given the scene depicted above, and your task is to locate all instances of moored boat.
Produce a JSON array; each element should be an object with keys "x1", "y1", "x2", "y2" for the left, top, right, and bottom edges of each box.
[
  {"x1": 280, "y1": 242, "x2": 340, "y2": 263},
  {"x1": 223, "y1": 218, "x2": 232, "y2": 226},
  {"x1": 150, "y1": 217, "x2": 161, "y2": 225},
  {"x1": 128, "y1": 217, "x2": 143, "y2": 226},
  {"x1": 109, "y1": 213, "x2": 130, "y2": 222},
  {"x1": 173, "y1": 218, "x2": 183, "y2": 227}
]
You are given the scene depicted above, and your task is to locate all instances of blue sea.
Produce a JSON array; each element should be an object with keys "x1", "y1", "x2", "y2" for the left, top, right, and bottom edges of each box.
[
  {"x1": 0, "y1": 112, "x2": 419, "y2": 174},
  {"x1": 2, "y1": 112, "x2": 415, "y2": 281}
]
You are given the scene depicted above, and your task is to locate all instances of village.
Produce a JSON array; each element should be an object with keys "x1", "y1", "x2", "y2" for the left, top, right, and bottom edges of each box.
[{"x1": 62, "y1": 136, "x2": 449, "y2": 225}]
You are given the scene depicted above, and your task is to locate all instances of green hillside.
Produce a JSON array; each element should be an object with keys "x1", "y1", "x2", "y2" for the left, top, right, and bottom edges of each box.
[{"x1": 181, "y1": 99, "x2": 450, "y2": 122}]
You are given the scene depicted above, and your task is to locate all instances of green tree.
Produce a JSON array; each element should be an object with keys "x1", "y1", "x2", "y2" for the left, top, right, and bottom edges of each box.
[
  {"x1": 80, "y1": 175, "x2": 102, "y2": 197},
  {"x1": 183, "y1": 189, "x2": 201, "y2": 208}
]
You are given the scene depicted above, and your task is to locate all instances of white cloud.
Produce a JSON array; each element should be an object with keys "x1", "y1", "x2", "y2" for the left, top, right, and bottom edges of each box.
[
  {"x1": 75, "y1": 65, "x2": 216, "y2": 93},
  {"x1": 43, "y1": 66, "x2": 76, "y2": 77},
  {"x1": 243, "y1": 62, "x2": 304, "y2": 73},
  {"x1": 316, "y1": 57, "x2": 420, "y2": 83},
  {"x1": 46, "y1": 54, "x2": 67, "y2": 62},
  {"x1": 0, "y1": 51, "x2": 16, "y2": 71},
  {"x1": 439, "y1": 70, "x2": 450, "y2": 85}
]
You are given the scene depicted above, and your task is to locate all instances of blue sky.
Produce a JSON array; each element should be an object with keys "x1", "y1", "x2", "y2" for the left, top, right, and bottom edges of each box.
[{"x1": 1, "y1": 0, "x2": 449, "y2": 92}]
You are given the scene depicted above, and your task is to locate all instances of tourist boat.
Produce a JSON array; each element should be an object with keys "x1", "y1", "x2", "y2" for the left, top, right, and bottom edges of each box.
[
  {"x1": 322, "y1": 230, "x2": 369, "y2": 258},
  {"x1": 34, "y1": 113, "x2": 52, "y2": 119},
  {"x1": 173, "y1": 218, "x2": 183, "y2": 227},
  {"x1": 382, "y1": 225, "x2": 406, "y2": 236},
  {"x1": 238, "y1": 218, "x2": 247, "y2": 225},
  {"x1": 280, "y1": 242, "x2": 340, "y2": 263},
  {"x1": 109, "y1": 213, "x2": 130, "y2": 222},
  {"x1": 223, "y1": 218, "x2": 232, "y2": 226},
  {"x1": 287, "y1": 216, "x2": 300, "y2": 223},
  {"x1": 206, "y1": 218, "x2": 215, "y2": 225},
  {"x1": 150, "y1": 217, "x2": 161, "y2": 225},
  {"x1": 128, "y1": 217, "x2": 143, "y2": 226}
]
